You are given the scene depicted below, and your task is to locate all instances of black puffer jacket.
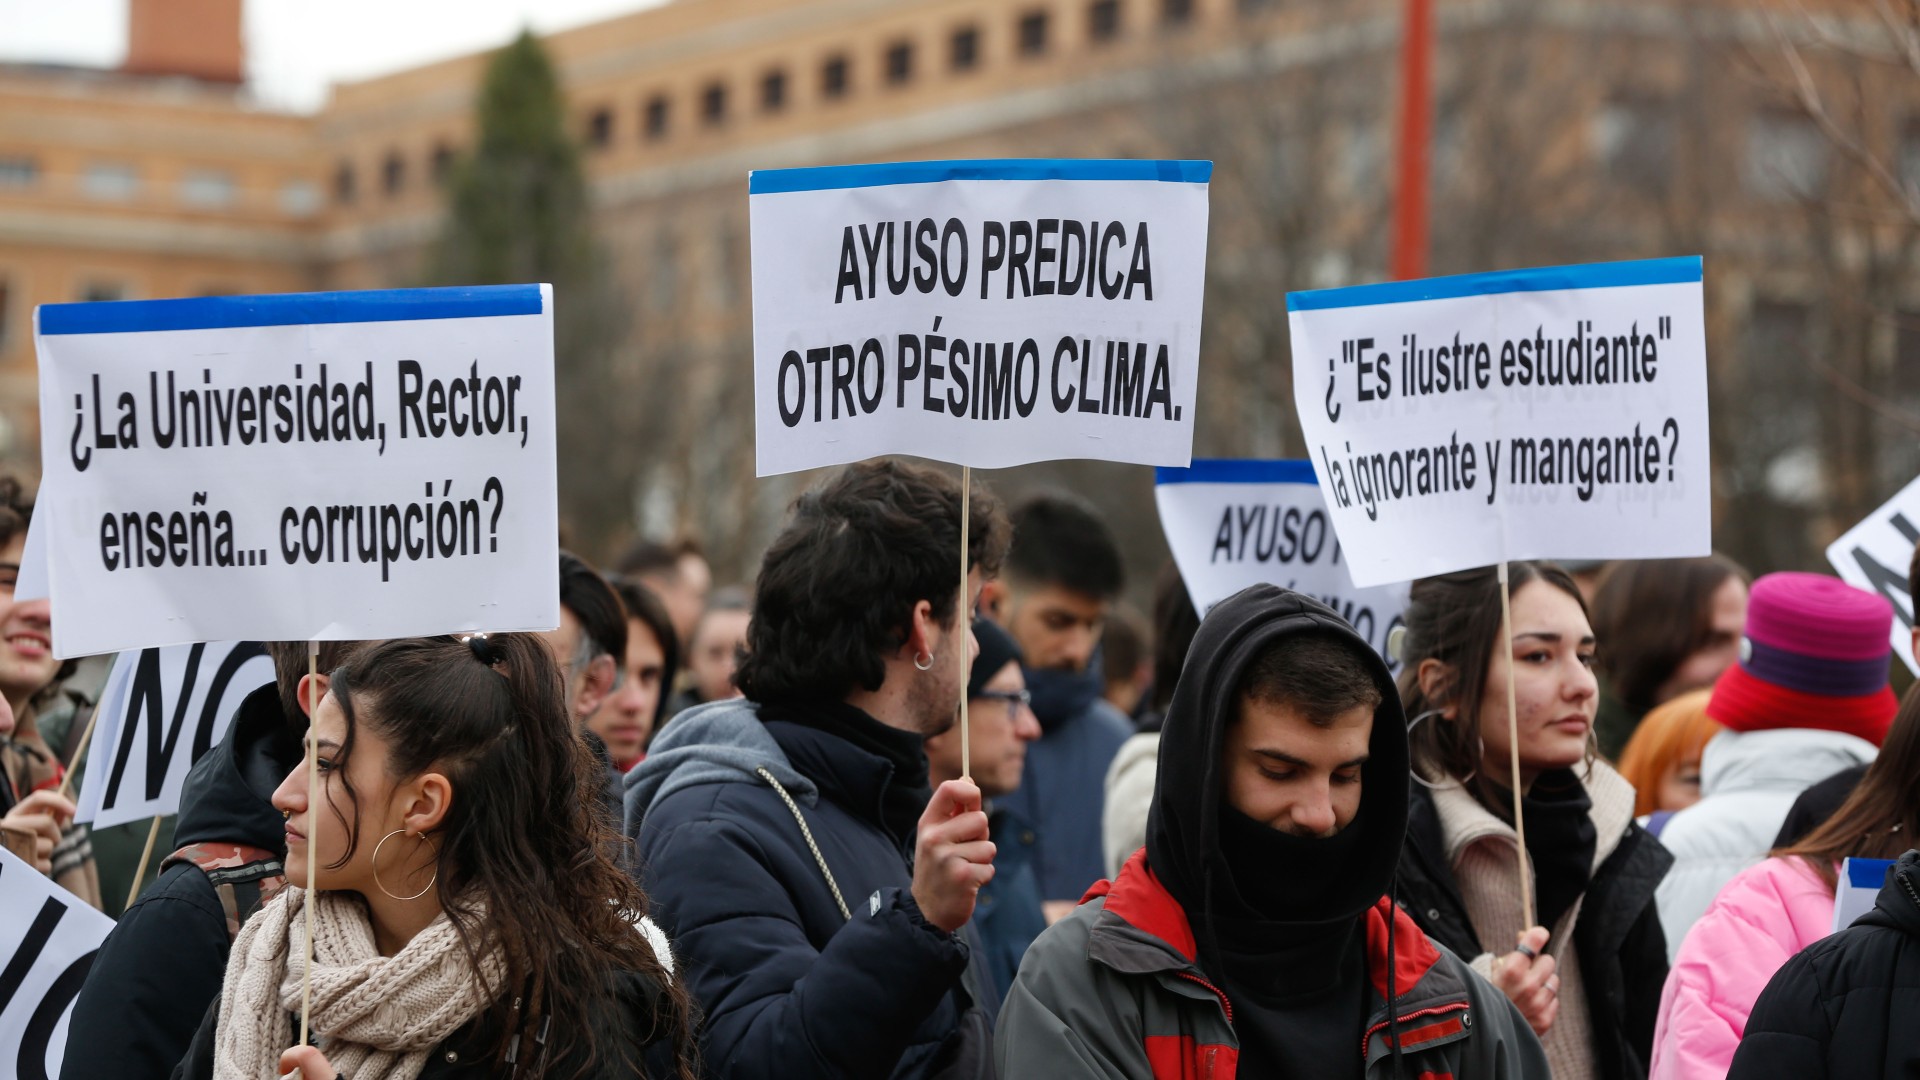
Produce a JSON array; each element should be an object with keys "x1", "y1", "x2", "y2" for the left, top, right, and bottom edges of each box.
[
  {"x1": 1729, "y1": 847, "x2": 1920, "y2": 1079},
  {"x1": 1395, "y1": 781, "x2": 1671, "y2": 1080},
  {"x1": 627, "y1": 699, "x2": 994, "y2": 1080},
  {"x1": 65, "y1": 682, "x2": 297, "y2": 1080}
]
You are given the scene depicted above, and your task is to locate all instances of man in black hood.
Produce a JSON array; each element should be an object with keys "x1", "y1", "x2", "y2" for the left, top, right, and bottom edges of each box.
[{"x1": 995, "y1": 585, "x2": 1547, "y2": 1077}]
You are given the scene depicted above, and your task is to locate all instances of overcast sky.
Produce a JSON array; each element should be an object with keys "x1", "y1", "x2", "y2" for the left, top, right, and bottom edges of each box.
[{"x1": 0, "y1": 0, "x2": 663, "y2": 112}]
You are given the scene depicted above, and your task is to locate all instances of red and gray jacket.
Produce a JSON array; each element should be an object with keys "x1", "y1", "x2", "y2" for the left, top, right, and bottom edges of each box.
[{"x1": 994, "y1": 849, "x2": 1549, "y2": 1079}]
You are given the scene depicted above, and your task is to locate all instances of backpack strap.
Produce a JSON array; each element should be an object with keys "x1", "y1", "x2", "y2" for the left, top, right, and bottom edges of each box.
[
  {"x1": 161, "y1": 842, "x2": 288, "y2": 940},
  {"x1": 755, "y1": 767, "x2": 851, "y2": 921}
]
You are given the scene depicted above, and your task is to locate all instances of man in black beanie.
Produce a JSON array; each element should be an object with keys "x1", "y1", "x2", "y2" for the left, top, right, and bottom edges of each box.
[
  {"x1": 995, "y1": 585, "x2": 1547, "y2": 1077},
  {"x1": 925, "y1": 618, "x2": 1043, "y2": 999}
]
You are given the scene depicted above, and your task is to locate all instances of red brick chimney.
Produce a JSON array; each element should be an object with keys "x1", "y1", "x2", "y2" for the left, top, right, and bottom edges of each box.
[{"x1": 122, "y1": 0, "x2": 245, "y2": 85}]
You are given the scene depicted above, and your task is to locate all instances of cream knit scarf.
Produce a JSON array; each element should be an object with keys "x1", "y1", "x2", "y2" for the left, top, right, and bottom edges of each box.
[{"x1": 213, "y1": 887, "x2": 505, "y2": 1080}]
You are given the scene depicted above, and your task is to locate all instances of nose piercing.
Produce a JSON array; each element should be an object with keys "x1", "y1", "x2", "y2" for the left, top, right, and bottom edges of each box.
[{"x1": 282, "y1": 810, "x2": 292, "y2": 821}]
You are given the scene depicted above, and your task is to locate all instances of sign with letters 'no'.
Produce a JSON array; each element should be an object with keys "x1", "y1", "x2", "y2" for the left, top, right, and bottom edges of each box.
[
  {"x1": 750, "y1": 159, "x2": 1210, "y2": 475},
  {"x1": 74, "y1": 641, "x2": 275, "y2": 831},
  {"x1": 34, "y1": 285, "x2": 561, "y2": 658},
  {"x1": 1827, "y1": 473, "x2": 1920, "y2": 677},
  {"x1": 0, "y1": 846, "x2": 113, "y2": 1080}
]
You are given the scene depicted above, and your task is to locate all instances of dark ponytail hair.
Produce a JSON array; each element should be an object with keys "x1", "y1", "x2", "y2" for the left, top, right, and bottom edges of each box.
[
  {"x1": 1776, "y1": 680, "x2": 1920, "y2": 890},
  {"x1": 1397, "y1": 561, "x2": 1590, "y2": 817},
  {"x1": 324, "y1": 634, "x2": 696, "y2": 1078}
]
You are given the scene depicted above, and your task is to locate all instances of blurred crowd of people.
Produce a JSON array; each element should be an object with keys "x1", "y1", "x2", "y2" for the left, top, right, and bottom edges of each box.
[{"x1": 9, "y1": 458, "x2": 1920, "y2": 1078}]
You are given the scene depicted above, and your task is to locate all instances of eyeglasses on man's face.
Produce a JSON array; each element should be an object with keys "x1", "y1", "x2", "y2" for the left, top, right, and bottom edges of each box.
[{"x1": 974, "y1": 688, "x2": 1032, "y2": 721}]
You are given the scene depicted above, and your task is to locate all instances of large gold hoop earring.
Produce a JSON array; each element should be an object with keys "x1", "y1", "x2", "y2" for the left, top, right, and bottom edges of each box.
[{"x1": 371, "y1": 828, "x2": 439, "y2": 901}]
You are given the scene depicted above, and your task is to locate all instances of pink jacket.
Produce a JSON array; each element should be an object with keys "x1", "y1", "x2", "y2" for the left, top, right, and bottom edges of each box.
[{"x1": 1649, "y1": 857, "x2": 1833, "y2": 1079}]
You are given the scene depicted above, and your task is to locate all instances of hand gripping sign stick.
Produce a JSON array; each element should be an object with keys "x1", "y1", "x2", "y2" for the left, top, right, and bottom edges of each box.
[
  {"x1": 959, "y1": 467, "x2": 972, "y2": 782},
  {"x1": 1497, "y1": 561, "x2": 1536, "y2": 930}
]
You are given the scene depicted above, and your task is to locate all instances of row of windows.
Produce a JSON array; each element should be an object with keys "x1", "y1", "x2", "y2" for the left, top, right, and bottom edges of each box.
[
  {"x1": 332, "y1": 143, "x2": 457, "y2": 205},
  {"x1": 0, "y1": 154, "x2": 323, "y2": 216},
  {"x1": 576, "y1": 0, "x2": 1164, "y2": 153}
]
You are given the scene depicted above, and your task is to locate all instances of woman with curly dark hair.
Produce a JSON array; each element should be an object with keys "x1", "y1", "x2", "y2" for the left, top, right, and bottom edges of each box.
[{"x1": 173, "y1": 632, "x2": 698, "y2": 1079}]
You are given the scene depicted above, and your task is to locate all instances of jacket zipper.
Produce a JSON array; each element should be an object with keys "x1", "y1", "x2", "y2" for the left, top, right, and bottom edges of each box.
[
  {"x1": 1899, "y1": 865, "x2": 1920, "y2": 914},
  {"x1": 1359, "y1": 1001, "x2": 1469, "y2": 1059},
  {"x1": 1176, "y1": 971, "x2": 1234, "y2": 1024}
]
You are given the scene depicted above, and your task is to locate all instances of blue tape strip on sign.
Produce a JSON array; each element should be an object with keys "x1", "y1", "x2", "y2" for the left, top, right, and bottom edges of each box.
[
  {"x1": 1285, "y1": 256, "x2": 1702, "y2": 313},
  {"x1": 749, "y1": 158, "x2": 1214, "y2": 194},
  {"x1": 1155, "y1": 459, "x2": 1319, "y2": 486},
  {"x1": 1846, "y1": 857, "x2": 1897, "y2": 889},
  {"x1": 38, "y1": 284, "x2": 546, "y2": 336}
]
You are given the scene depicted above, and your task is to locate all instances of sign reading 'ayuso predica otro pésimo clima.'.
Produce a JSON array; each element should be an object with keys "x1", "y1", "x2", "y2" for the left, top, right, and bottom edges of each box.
[{"x1": 750, "y1": 159, "x2": 1211, "y2": 475}]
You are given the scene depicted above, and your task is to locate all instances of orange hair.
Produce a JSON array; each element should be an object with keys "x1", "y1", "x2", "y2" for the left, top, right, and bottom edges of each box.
[{"x1": 1616, "y1": 688, "x2": 1722, "y2": 817}]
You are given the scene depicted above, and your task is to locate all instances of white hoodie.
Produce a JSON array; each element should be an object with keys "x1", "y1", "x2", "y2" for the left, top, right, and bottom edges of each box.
[{"x1": 1653, "y1": 727, "x2": 1877, "y2": 961}]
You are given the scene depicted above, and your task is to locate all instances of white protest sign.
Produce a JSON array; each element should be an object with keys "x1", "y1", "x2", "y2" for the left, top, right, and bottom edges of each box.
[
  {"x1": 750, "y1": 159, "x2": 1210, "y2": 475},
  {"x1": 1155, "y1": 459, "x2": 1409, "y2": 669},
  {"x1": 34, "y1": 285, "x2": 560, "y2": 657},
  {"x1": 0, "y1": 846, "x2": 113, "y2": 1080},
  {"x1": 1832, "y1": 856, "x2": 1895, "y2": 933},
  {"x1": 1826, "y1": 475, "x2": 1920, "y2": 676},
  {"x1": 1288, "y1": 258, "x2": 1711, "y2": 588},
  {"x1": 74, "y1": 641, "x2": 274, "y2": 829}
]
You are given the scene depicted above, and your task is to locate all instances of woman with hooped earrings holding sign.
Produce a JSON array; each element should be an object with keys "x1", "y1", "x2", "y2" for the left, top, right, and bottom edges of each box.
[
  {"x1": 1392, "y1": 562, "x2": 1673, "y2": 1080},
  {"x1": 172, "y1": 634, "x2": 697, "y2": 1080}
]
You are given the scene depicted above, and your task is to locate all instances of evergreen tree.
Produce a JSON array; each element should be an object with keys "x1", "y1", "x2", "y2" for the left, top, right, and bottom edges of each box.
[{"x1": 428, "y1": 30, "x2": 632, "y2": 552}]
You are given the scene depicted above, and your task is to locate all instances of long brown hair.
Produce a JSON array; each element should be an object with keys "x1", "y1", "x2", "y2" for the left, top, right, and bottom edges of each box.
[
  {"x1": 1589, "y1": 555, "x2": 1747, "y2": 715},
  {"x1": 1398, "y1": 561, "x2": 1591, "y2": 818},
  {"x1": 1775, "y1": 680, "x2": 1920, "y2": 891},
  {"x1": 326, "y1": 634, "x2": 697, "y2": 1078}
]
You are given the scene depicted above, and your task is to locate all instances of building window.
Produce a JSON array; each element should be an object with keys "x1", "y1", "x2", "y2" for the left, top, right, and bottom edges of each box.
[
  {"x1": 822, "y1": 54, "x2": 851, "y2": 99},
  {"x1": 1162, "y1": 0, "x2": 1193, "y2": 26},
  {"x1": 82, "y1": 162, "x2": 139, "y2": 202},
  {"x1": 0, "y1": 277, "x2": 11, "y2": 355},
  {"x1": 179, "y1": 169, "x2": 236, "y2": 209},
  {"x1": 701, "y1": 82, "x2": 728, "y2": 126},
  {"x1": 644, "y1": 95, "x2": 671, "y2": 140},
  {"x1": 885, "y1": 41, "x2": 915, "y2": 86},
  {"x1": 0, "y1": 156, "x2": 37, "y2": 188},
  {"x1": 278, "y1": 180, "x2": 320, "y2": 217},
  {"x1": 1089, "y1": 0, "x2": 1121, "y2": 42},
  {"x1": 431, "y1": 144, "x2": 456, "y2": 185},
  {"x1": 78, "y1": 281, "x2": 128, "y2": 303},
  {"x1": 1898, "y1": 117, "x2": 1920, "y2": 196},
  {"x1": 1018, "y1": 10, "x2": 1050, "y2": 57},
  {"x1": 1895, "y1": 307, "x2": 1920, "y2": 399},
  {"x1": 586, "y1": 107, "x2": 613, "y2": 149},
  {"x1": 951, "y1": 26, "x2": 981, "y2": 71},
  {"x1": 1744, "y1": 108, "x2": 1828, "y2": 201},
  {"x1": 1238, "y1": 0, "x2": 1274, "y2": 13},
  {"x1": 761, "y1": 69, "x2": 788, "y2": 113},
  {"x1": 1593, "y1": 98, "x2": 1673, "y2": 190},
  {"x1": 382, "y1": 152, "x2": 406, "y2": 196},
  {"x1": 334, "y1": 161, "x2": 356, "y2": 205}
]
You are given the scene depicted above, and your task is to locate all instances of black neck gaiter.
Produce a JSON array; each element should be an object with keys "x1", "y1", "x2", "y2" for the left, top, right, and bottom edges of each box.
[
  {"x1": 760, "y1": 699, "x2": 931, "y2": 848},
  {"x1": 1206, "y1": 804, "x2": 1369, "y2": 996},
  {"x1": 1202, "y1": 805, "x2": 1370, "y2": 1080}
]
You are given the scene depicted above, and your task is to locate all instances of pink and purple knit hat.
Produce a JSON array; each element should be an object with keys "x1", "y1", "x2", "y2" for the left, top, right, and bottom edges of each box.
[{"x1": 1705, "y1": 571, "x2": 1897, "y2": 745}]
